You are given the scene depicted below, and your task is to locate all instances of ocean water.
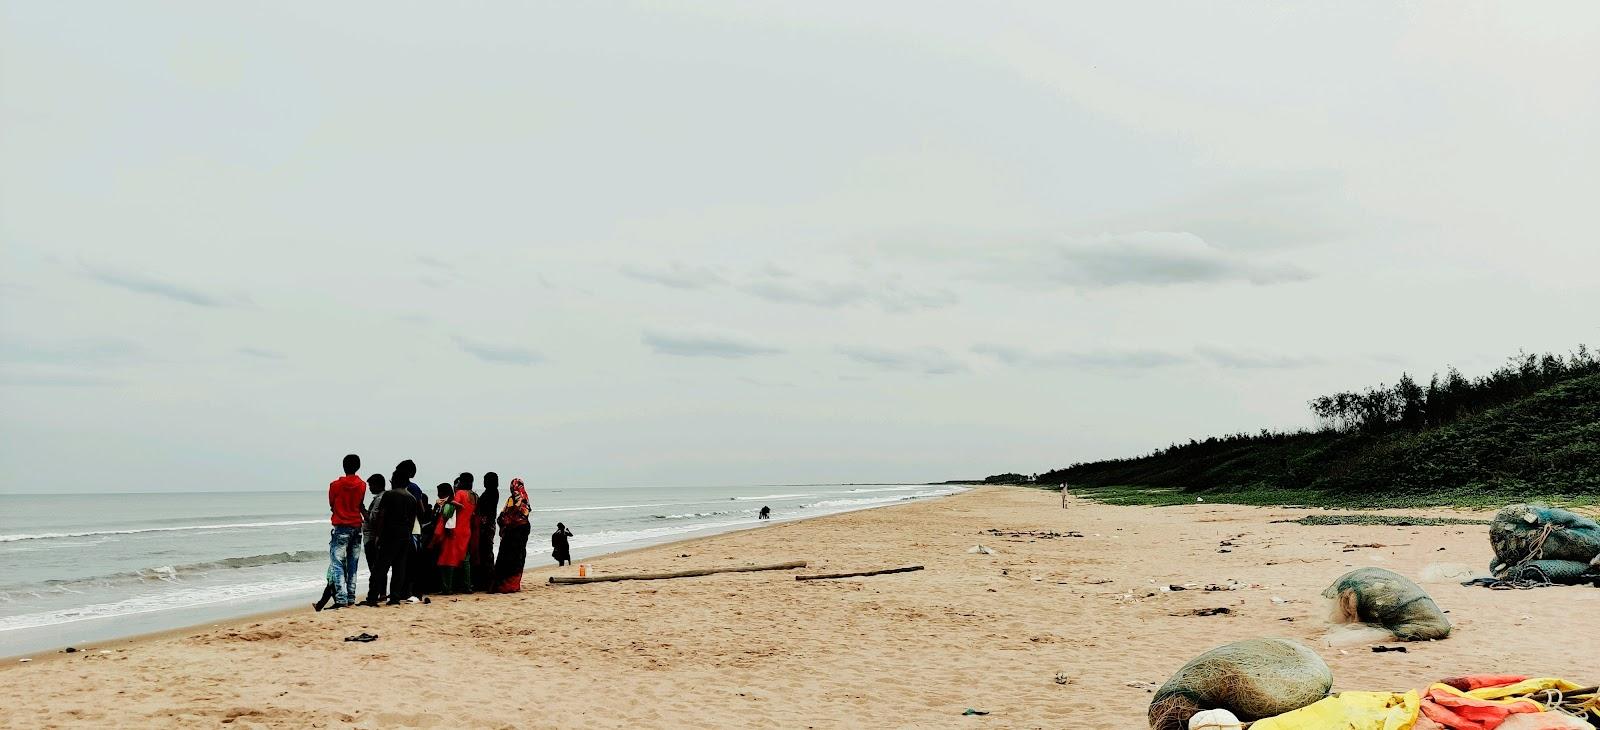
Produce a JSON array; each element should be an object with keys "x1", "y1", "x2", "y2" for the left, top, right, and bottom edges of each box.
[{"x1": 0, "y1": 483, "x2": 963, "y2": 656}]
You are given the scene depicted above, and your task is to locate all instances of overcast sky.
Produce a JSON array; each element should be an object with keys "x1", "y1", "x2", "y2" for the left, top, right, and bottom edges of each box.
[{"x1": 2, "y1": 3, "x2": 1596, "y2": 493}]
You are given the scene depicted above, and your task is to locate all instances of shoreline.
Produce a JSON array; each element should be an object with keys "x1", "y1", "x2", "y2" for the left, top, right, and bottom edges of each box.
[
  {"x1": 1, "y1": 488, "x2": 961, "y2": 662},
  {"x1": 4, "y1": 486, "x2": 1595, "y2": 728}
]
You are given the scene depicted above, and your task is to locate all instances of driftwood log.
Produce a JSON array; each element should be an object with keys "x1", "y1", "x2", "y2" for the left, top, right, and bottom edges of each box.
[
  {"x1": 548, "y1": 560, "x2": 806, "y2": 585},
  {"x1": 795, "y1": 565, "x2": 924, "y2": 581}
]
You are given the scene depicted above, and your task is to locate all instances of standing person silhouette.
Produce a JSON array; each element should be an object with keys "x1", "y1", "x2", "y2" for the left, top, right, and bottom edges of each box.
[
  {"x1": 551, "y1": 523, "x2": 574, "y2": 566},
  {"x1": 359, "y1": 474, "x2": 387, "y2": 606},
  {"x1": 471, "y1": 472, "x2": 500, "y2": 592},
  {"x1": 759, "y1": 505, "x2": 771, "y2": 520},
  {"x1": 372, "y1": 469, "x2": 421, "y2": 605}
]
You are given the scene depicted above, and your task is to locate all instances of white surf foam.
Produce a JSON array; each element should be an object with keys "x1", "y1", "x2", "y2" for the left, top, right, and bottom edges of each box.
[{"x1": 0, "y1": 520, "x2": 327, "y2": 543}]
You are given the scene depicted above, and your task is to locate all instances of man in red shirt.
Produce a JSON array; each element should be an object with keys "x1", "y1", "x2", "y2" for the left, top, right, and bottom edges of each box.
[{"x1": 326, "y1": 453, "x2": 366, "y2": 608}]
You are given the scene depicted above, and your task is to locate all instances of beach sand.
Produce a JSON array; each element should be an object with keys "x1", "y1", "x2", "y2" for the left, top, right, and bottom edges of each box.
[{"x1": 2, "y1": 486, "x2": 1596, "y2": 728}]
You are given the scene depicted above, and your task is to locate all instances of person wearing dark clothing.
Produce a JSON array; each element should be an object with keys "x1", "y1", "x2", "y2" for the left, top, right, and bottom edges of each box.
[
  {"x1": 360, "y1": 474, "x2": 388, "y2": 606},
  {"x1": 551, "y1": 523, "x2": 574, "y2": 566},
  {"x1": 759, "y1": 505, "x2": 771, "y2": 520},
  {"x1": 372, "y1": 473, "x2": 422, "y2": 605},
  {"x1": 471, "y1": 472, "x2": 500, "y2": 592},
  {"x1": 419, "y1": 483, "x2": 453, "y2": 594},
  {"x1": 393, "y1": 460, "x2": 427, "y2": 601},
  {"x1": 325, "y1": 454, "x2": 365, "y2": 608},
  {"x1": 493, "y1": 478, "x2": 532, "y2": 592}
]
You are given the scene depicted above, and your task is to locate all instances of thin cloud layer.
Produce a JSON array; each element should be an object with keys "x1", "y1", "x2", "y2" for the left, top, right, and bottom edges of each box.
[
  {"x1": 83, "y1": 265, "x2": 243, "y2": 307},
  {"x1": 972, "y1": 344, "x2": 1190, "y2": 369},
  {"x1": 642, "y1": 327, "x2": 783, "y2": 358},
  {"x1": 838, "y1": 345, "x2": 966, "y2": 375},
  {"x1": 453, "y1": 336, "x2": 544, "y2": 366},
  {"x1": 620, "y1": 262, "x2": 725, "y2": 290},
  {"x1": 238, "y1": 347, "x2": 286, "y2": 360},
  {"x1": 1194, "y1": 345, "x2": 1324, "y2": 370},
  {"x1": 622, "y1": 260, "x2": 958, "y2": 312},
  {"x1": 975, "y1": 343, "x2": 1324, "y2": 371},
  {"x1": 1053, "y1": 232, "x2": 1312, "y2": 287},
  {"x1": 885, "y1": 231, "x2": 1311, "y2": 289},
  {"x1": 741, "y1": 275, "x2": 958, "y2": 312},
  {"x1": 0, "y1": 337, "x2": 141, "y2": 365}
]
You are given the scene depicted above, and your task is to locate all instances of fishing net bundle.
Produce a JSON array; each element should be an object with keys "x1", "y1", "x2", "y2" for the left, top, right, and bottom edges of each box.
[
  {"x1": 1147, "y1": 638, "x2": 1333, "y2": 730},
  {"x1": 1320, "y1": 567, "x2": 1451, "y2": 641},
  {"x1": 1489, "y1": 504, "x2": 1600, "y2": 585}
]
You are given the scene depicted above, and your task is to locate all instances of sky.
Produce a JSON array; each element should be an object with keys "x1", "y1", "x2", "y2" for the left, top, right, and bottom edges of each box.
[{"x1": 1, "y1": 2, "x2": 1597, "y2": 493}]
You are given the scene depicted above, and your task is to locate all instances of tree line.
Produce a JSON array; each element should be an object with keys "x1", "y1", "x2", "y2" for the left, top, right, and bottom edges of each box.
[
  {"x1": 1308, "y1": 347, "x2": 1599, "y2": 433},
  {"x1": 1030, "y1": 345, "x2": 1598, "y2": 487}
]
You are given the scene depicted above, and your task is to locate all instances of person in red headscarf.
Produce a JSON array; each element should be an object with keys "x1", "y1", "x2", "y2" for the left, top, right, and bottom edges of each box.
[
  {"x1": 493, "y1": 478, "x2": 533, "y2": 593},
  {"x1": 433, "y1": 473, "x2": 475, "y2": 593}
]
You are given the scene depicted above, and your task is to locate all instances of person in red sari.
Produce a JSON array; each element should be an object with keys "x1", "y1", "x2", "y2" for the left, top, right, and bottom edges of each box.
[
  {"x1": 493, "y1": 478, "x2": 532, "y2": 592},
  {"x1": 433, "y1": 473, "x2": 475, "y2": 593}
]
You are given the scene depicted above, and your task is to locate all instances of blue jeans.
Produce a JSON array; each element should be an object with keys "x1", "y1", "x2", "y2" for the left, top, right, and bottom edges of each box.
[{"x1": 328, "y1": 526, "x2": 361, "y2": 606}]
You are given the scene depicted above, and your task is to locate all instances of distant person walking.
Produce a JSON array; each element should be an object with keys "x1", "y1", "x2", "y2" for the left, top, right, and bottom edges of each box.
[
  {"x1": 551, "y1": 523, "x2": 574, "y2": 566},
  {"x1": 759, "y1": 505, "x2": 771, "y2": 520},
  {"x1": 372, "y1": 467, "x2": 421, "y2": 605},
  {"x1": 493, "y1": 478, "x2": 533, "y2": 592},
  {"x1": 326, "y1": 454, "x2": 366, "y2": 609},
  {"x1": 433, "y1": 473, "x2": 476, "y2": 593},
  {"x1": 472, "y1": 472, "x2": 500, "y2": 592},
  {"x1": 360, "y1": 474, "x2": 388, "y2": 606}
]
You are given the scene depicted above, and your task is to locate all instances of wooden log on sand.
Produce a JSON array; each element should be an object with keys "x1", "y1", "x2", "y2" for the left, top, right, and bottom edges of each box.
[
  {"x1": 548, "y1": 560, "x2": 807, "y2": 585},
  {"x1": 795, "y1": 565, "x2": 924, "y2": 581}
]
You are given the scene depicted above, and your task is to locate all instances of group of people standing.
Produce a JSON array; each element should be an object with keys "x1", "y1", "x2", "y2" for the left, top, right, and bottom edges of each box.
[{"x1": 319, "y1": 454, "x2": 575, "y2": 610}]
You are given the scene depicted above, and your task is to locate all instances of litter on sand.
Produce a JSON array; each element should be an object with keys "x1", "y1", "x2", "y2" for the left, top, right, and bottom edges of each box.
[
  {"x1": 966, "y1": 545, "x2": 997, "y2": 555},
  {"x1": 343, "y1": 633, "x2": 379, "y2": 643}
]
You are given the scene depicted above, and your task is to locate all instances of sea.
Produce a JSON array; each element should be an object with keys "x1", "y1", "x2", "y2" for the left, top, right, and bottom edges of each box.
[{"x1": 0, "y1": 483, "x2": 964, "y2": 657}]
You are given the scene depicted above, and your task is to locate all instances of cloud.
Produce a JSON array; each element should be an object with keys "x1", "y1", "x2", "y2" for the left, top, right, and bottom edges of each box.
[
  {"x1": 972, "y1": 344, "x2": 1189, "y2": 369},
  {"x1": 973, "y1": 343, "x2": 1322, "y2": 370},
  {"x1": 837, "y1": 345, "x2": 966, "y2": 374},
  {"x1": 620, "y1": 258, "x2": 957, "y2": 312},
  {"x1": 881, "y1": 231, "x2": 1311, "y2": 289},
  {"x1": 1194, "y1": 345, "x2": 1324, "y2": 370},
  {"x1": 1105, "y1": 172, "x2": 1356, "y2": 251},
  {"x1": 84, "y1": 265, "x2": 244, "y2": 307},
  {"x1": 620, "y1": 262, "x2": 725, "y2": 290},
  {"x1": 416, "y1": 255, "x2": 455, "y2": 270},
  {"x1": 0, "y1": 338, "x2": 141, "y2": 365},
  {"x1": 741, "y1": 272, "x2": 958, "y2": 312},
  {"x1": 641, "y1": 327, "x2": 783, "y2": 358},
  {"x1": 1042, "y1": 232, "x2": 1311, "y2": 287},
  {"x1": 453, "y1": 336, "x2": 544, "y2": 365},
  {"x1": 0, "y1": 372, "x2": 122, "y2": 387},
  {"x1": 238, "y1": 347, "x2": 286, "y2": 360}
]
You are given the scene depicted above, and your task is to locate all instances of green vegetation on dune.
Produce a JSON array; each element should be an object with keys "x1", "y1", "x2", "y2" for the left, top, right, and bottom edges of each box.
[{"x1": 1025, "y1": 349, "x2": 1600, "y2": 508}]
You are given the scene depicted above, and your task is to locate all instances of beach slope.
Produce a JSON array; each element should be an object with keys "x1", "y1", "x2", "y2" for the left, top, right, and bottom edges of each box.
[{"x1": 2, "y1": 487, "x2": 1595, "y2": 728}]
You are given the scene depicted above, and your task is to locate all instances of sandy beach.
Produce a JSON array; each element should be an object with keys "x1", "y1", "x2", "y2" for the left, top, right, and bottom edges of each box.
[{"x1": 2, "y1": 486, "x2": 1596, "y2": 728}]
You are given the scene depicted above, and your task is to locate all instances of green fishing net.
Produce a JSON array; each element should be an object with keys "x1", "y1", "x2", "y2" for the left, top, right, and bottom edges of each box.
[
  {"x1": 1321, "y1": 567, "x2": 1451, "y2": 641},
  {"x1": 1147, "y1": 638, "x2": 1332, "y2": 730},
  {"x1": 1489, "y1": 504, "x2": 1600, "y2": 584}
]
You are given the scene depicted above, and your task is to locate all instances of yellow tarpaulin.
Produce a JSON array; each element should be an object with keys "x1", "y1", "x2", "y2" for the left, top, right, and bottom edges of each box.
[{"x1": 1250, "y1": 690, "x2": 1420, "y2": 730}]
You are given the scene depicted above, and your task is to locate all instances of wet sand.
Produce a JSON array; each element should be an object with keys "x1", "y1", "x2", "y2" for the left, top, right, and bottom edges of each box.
[{"x1": 1, "y1": 486, "x2": 1595, "y2": 728}]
